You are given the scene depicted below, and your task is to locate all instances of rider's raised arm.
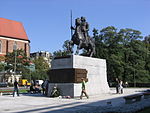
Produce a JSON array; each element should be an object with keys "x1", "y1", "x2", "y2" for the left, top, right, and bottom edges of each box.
[{"x1": 71, "y1": 26, "x2": 75, "y2": 30}]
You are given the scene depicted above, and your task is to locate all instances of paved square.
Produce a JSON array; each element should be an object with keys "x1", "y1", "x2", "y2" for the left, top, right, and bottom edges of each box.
[{"x1": 0, "y1": 88, "x2": 149, "y2": 113}]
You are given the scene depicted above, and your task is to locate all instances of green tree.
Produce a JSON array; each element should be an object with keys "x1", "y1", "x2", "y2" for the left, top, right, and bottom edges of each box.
[
  {"x1": 62, "y1": 40, "x2": 70, "y2": 51},
  {"x1": 118, "y1": 28, "x2": 143, "y2": 82},
  {"x1": 144, "y1": 35, "x2": 150, "y2": 76},
  {"x1": 31, "y1": 57, "x2": 49, "y2": 80},
  {"x1": 5, "y1": 49, "x2": 30, "y2": 75},
  {"x1": 0, "y1": 56, "x2": 5, "y2": 72},
  {"x1": 53, "y1": 40, "x2": 72, "y2": 57},
  {"x1": 53, "y1": 50, "x2": 67, "y2": 57},
  {"x1": 129, "y1": 40, "x2": 149, "y2": 83},
  {"x1": 93, "y1": 26, "x2": 150, "y2": 84},
  {"x1": 95, "y1": 26, "x2": 124, "y2": 82},
  {"x1": 0, "y1": 63, "x2": 5, "y2": 72}
]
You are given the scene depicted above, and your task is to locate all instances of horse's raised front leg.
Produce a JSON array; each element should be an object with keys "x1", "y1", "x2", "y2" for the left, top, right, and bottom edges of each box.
[
  {"x1": 89, "y1": 50, "x2": 93, "y2": 57},
  {"x1": 75, "y1": 40, "x2": 82, "y2": 55},
  {"x1": 68, "y1": 41, "x2": 74, "y2": 54},
  {"x1": 75, "y1": 45, "x2": 79, "y2": 55}
]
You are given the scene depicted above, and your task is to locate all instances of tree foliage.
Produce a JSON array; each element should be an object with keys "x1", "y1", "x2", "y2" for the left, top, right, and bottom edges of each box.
[
  {"x1": 31, "y1": 56, "x2": 49, "y2": 80},
  {"x1": 92, "y1": 26, "x2": 150, "y2": 83},
  {"x1": 53, "y1": 40, "x2": 71, "y2": 57},
  {"x1": 1, "y1": 49, "x2": 50, "y2": 81},
  {"x1": 0, "y1": 63, "x2": 5, "y2": 72},
  {"x1": 0, "y1": 56, "x2": 5, "y2": 72},
  {"x1": 5, "y1": 49, "x2": 30, "y2": 74}
]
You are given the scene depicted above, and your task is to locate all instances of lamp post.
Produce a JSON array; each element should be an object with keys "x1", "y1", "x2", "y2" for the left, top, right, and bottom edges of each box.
[
  {"x1": 13, "y1": 44, "x2": 17, "y2": 80},
  {"x1": 14, "y1": 51, "x2": 17, "y2": 75}
]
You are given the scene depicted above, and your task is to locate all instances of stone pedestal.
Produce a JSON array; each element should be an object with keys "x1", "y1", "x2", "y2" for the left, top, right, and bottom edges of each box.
[{"x1": 47, "y1": 55, "x2": 109, "y2": 97}]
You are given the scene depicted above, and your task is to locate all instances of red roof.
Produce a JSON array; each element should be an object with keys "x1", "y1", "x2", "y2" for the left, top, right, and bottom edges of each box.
[{"x1": 0, "y1": 18, "x2": 29, "y2": 41}]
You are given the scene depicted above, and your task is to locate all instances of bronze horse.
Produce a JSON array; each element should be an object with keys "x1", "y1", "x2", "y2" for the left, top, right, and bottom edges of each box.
[{"x1": 68, "y1": 18, "x2": 95, "y2": 57}]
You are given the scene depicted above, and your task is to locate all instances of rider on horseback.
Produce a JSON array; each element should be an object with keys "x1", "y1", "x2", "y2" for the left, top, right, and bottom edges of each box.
[
  {"x1": 71, "y1": 18, "x2": 81, "y2": 35},
  {"x1": 70, "y1": 16, "x2": 95, "y2": 57},
  {"x1": 81, "y1": 17, "x2": 89, "y2": 45},
  {"x1": 71, "y1": 17, "x2": 89, "y2": 46}
]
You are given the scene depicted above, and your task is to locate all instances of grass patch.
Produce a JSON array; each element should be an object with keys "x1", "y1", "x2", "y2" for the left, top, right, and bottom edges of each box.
[{"x1": 0, "y1": 89, "x2": 28, "y2": 93}]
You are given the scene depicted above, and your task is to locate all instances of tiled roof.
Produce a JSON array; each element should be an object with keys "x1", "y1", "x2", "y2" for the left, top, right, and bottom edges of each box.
[{"x1": 0, "y1": 18, "x2": 29, "y2": 41}]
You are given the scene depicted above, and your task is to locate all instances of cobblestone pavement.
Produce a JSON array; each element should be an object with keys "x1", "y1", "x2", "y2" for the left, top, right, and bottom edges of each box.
[{"x1": 0, "y1": 88, "x2": 149, "y2": 113}]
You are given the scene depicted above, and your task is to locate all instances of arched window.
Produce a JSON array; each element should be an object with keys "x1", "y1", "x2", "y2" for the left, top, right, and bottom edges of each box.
[
  {"x1": 0, "y1": 40, "x2": 2, "y2": 53},
  {"x1": 13, "y1": 41, "x2": 17, "y2": 51}
]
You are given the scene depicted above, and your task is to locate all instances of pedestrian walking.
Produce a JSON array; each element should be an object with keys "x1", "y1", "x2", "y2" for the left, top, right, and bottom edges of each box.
[
  {"x1": 41, "y1": 81, "x2": 45, "y2": 95},
  {"x1": 125, "y1": 81, "x2": 128, "y2": 88},
  {"x1": 41, "y1": 80, "x2": 49, "y2": 96},
  {"x1": 80, "y1": 78, "x2": 89, "y2": 99},
  {"x1": 13, "y1": 79, "x2": 20, "y2": 97},
  {"x1": 118, "y1": 80, "x2": 123, "y2": 94}
]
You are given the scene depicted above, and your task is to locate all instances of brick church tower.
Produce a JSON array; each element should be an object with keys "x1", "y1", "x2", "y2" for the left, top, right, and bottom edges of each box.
[{"x1": 0, "y1": 18, "x2": 30, "y2": 57}]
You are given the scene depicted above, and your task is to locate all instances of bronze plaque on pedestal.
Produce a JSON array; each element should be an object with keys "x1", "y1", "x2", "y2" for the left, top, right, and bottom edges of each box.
[{"x1": 48, "y1": 68, "x2": 87, "y2": 83}]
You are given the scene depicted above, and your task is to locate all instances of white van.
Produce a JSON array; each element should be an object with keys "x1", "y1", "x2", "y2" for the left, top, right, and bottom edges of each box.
[{"x1": 35, "y1": 80, "x2": 43, "y2": 85}]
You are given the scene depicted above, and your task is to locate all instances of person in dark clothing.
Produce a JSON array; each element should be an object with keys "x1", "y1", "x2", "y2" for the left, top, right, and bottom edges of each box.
[
  {"x1": 115, "y1": 78, "x2": 119, "y2": 94},
  {"x1": 41, "y1": 82, "x2": 45, "y2": 95},
  {"x1": 50, "y1": 86, "x2": 60, "y2": 97},
  {"x1": 30, "y1": 85, "x2": 35, "y2": 93},
  {"x1": 13, "y1": 79, "x2": 20, "y2": 97},
  {"x1": 42, "y1": 80, "x2": 49, "y2": 96}
]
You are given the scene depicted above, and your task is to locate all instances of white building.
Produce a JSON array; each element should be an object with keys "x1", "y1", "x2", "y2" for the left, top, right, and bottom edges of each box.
[{"x1": 30, "y1": 51, "x2": 52, "y2": 68}]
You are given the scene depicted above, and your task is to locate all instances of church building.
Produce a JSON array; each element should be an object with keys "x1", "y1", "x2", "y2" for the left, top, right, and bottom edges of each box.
[{"x1": 0, "y1": 18, "x2": 30, "y2": 57}]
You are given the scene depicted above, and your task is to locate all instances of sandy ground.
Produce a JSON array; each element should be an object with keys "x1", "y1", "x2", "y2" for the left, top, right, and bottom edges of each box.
[{"x1": 0, "y1": 88, "x2": 149, "y2": 113}]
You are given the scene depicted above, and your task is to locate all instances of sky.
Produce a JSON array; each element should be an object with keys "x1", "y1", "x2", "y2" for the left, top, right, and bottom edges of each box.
[{"x1": 0, "y1": 0, "x2": 150, "y2": 53}]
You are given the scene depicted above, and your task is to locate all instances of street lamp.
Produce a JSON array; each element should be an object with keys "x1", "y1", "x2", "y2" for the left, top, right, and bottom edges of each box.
[
  {"x1": 14, "y1": 51, "x2": 17, "y2": 75},
  {"x1": 13, "y1": 42, "x2": 17, "y2": 78}
]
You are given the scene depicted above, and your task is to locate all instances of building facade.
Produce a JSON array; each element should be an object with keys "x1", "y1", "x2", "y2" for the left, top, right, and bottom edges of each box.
[
  {"x1": 30, "y1": 51, "x2": 52, "y2": 68},
  {"x1": 0, "y1": 18, "x2": 30, "y2": 56}
]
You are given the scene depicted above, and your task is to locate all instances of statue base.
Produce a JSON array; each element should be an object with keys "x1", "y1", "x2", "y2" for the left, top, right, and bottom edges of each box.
[{"x1": 47, "y1": 55, "x2": 109, "y2": 97}]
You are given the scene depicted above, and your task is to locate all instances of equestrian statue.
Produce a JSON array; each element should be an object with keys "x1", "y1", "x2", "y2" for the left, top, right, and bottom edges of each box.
[{"x1": 68, "y1": 16, "x2": 95, "y2": 57}]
